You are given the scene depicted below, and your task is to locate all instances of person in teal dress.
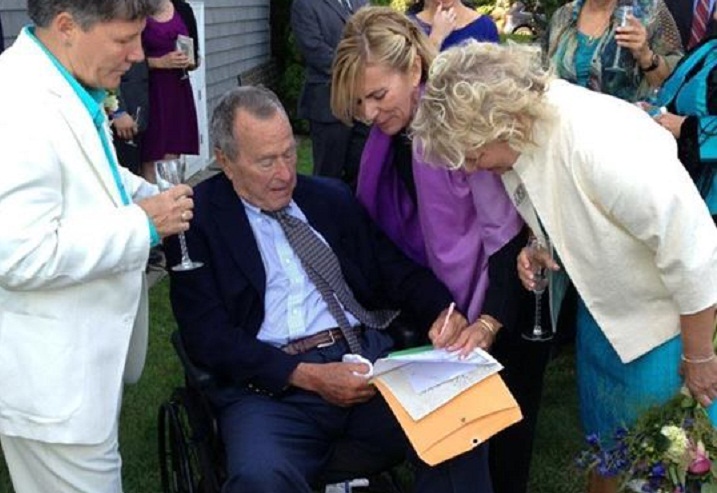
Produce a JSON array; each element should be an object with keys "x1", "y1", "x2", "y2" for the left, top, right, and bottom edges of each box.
[
  {"x1": 544, "y1": 4, "x2": 692, "y2": 486},
  {"x1": 545, "y1": 0, "x2": 682, "y2": 101},
  {"x1": 411, "y1": 40, "x2": 717, "y2": 493},
  {"x1": 651, "y1": 35, "x2": 717, "y2": 225}
]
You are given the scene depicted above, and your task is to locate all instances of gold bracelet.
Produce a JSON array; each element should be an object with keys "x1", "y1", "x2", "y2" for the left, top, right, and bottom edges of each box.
[
  {"x1": 476, "y1": 318, "x2": 497, "y2": 336},
  {"x1": 681, "y1": 353, "x2": 717, "y2": 364}
]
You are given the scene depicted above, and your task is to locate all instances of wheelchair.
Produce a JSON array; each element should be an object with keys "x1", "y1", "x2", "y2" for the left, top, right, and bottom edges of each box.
[{"x1": 158, "y1": 328, "x2": 421, "y2": 493}]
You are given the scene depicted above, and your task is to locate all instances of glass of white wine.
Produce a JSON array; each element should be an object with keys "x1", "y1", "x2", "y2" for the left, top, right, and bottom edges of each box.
[
  {"x1": 155, "y1": 158, "x2": 203, "y2": 272},
  {"x1": 522, "y1": 237, "x2": 553, "y2": 342}
]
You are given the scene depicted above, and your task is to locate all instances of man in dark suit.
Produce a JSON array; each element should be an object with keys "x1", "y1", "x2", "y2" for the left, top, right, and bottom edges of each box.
[
  {"x1": 166, "y1": 86, "x2": 495, "y2": 493},
  {"x1": 666, "y1": 0, "x2": 717, "y2": 50},
  {"x1": 290, "y1": 0, "x2": 368, "y2": 188}
]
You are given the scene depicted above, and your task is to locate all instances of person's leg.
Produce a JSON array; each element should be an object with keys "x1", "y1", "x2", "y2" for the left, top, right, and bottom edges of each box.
[
  {"x1": 218, "y1": 391, "x2": 334, "y2": 493},
  {"x1": 337, "y1": 393, "x2": 409, "y2": 476},
  {"x1": 488, "y1": 333, "x2": 552, "y2": 493},
  {"x1": 412, "y1": 443, "x2": 493, "y2": 493},
  {"x1": 309, "y1": 121, "x2": 351, "y2": 180},
  {"x1": 0, "y1": 426, "x2": 122, "y2": 493}
]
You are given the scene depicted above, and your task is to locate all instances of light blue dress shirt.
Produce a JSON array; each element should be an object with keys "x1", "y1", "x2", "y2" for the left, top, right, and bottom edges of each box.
[{"x1": 242, "y1": 199, "x2": 359, "y2": 347}]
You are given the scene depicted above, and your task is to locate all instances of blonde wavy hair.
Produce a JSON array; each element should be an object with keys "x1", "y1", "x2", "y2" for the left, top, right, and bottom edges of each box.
[
  {"x1": 331, "y1": 6, "x2": 437, "y2": 126},
  {"x1": 411, "y1": 40, "x2": 555, "y2": 170}
]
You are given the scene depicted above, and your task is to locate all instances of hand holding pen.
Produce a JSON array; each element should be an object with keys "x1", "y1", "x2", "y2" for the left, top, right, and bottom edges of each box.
[{"x1": 429, "y1": 302, "x2": 468, "y2": 350}]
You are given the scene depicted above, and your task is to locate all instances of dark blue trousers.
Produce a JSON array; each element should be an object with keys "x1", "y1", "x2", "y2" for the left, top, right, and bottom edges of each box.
[{"x1": 212, "y1": 331, "x2": 493, "y2": 493}]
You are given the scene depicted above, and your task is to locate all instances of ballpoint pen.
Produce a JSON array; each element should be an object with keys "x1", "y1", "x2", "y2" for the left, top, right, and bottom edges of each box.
[{"x1": 438, "y1": 302, "x2": 455, "y2": 338}]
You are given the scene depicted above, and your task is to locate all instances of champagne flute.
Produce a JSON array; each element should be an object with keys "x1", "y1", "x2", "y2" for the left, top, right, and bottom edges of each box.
[
  {"x1": 606, "y1": 0, "x2": 634, "y2": 72},
  {"x1": 522, "y1": 237, "x2": 553, "y2": 342},
  {"x1": 126, "y1": 106, "x2": 142, "y2": 147},
  {"x1": 155, "y1": 158, "x2": 203, "y2": 272}
]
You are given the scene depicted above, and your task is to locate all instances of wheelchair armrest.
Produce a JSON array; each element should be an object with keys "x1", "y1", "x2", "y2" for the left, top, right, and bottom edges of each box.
[{"x1": 171, "y1": 331, "x2": 217, "y2": 390}]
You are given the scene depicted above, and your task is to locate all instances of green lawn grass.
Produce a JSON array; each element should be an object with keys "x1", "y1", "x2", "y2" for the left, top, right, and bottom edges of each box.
[{"x1": 0, "y1": 137, "x2": 586, "y2": 493}]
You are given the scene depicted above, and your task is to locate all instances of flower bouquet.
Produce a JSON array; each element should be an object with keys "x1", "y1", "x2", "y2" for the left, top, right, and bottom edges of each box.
[{"x1": 576, "y1": 389, "x2": 717, "y2": 493}]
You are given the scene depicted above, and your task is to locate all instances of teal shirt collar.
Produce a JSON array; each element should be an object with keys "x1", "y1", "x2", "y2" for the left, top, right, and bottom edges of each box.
[
  {"x1": 25, "y1": 25, "x2": 107, "y2": 129},
  {"x1": 22, "y1": 26, "x2": 160, "y2": 244}
]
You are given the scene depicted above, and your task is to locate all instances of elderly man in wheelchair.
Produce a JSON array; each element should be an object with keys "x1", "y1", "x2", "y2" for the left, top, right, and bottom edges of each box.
[{"x1": 162, "y1": 86, "x2": 494, "y2": 493}]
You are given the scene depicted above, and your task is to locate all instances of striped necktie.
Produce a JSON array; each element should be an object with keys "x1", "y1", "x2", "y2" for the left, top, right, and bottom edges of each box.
[
  {"x1": 690, "y1": 0, "x2": 711, "y2": 49},
  {"x1": 264, "y1": 208, "x2": 399, "y2": 354}
]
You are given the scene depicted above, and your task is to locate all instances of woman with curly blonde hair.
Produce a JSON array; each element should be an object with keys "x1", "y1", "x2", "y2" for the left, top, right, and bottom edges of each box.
[
  {"x1": 413, "y1": 40, "x2": 717, "y2": 493},
  {"x1": 333, "y1": 8, "x2": 550, "y2": 493}
]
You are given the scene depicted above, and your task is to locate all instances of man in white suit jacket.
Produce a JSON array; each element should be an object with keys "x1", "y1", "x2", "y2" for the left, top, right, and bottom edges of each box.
[{"x1": 0, "y1": 1, "x2": 195, "y2": 491}]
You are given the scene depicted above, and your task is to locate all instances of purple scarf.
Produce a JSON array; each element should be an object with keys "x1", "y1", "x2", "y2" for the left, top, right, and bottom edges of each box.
[{"x1": 357, "y1": 125, "x2": 524, "y2": 322}]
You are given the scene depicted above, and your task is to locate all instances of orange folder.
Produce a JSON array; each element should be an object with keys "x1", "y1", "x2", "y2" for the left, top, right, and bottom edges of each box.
[{"x1": 374, "y1": 372, "x2": 523, "y2": 466}]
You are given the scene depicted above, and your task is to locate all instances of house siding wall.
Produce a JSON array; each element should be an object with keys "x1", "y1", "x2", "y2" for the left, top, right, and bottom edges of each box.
[{"x1": 1, "y1": 0, "x2": 29, "y2": 50}]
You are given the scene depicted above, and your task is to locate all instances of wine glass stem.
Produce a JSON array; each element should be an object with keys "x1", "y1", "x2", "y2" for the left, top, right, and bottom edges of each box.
[
  {"x1": 178, "y1": 232, "x2": 192, "y2": 266},
  {"x1": 533, "y1": 290, "x2": 543, "y2": 333}
]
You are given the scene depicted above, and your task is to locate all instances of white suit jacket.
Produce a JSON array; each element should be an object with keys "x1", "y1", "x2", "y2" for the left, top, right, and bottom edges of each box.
[
  {"x1": 502, "y1": 80, "x2": 717, "y2": 363},
  {"x1": 0, "y1": 30, "x2": 157, "y2": 444}
]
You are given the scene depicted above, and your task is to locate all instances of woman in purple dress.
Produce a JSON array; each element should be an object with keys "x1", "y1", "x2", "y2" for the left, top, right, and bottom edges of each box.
[
  {"x1": 407, "y1": 0, "x2": 500, "y2": 49},
  {"x1": 141, "y1": 0, "x2": 199, "y2": 181}
]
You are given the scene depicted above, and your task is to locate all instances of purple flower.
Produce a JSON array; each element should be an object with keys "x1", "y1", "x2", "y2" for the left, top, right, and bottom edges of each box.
[
  {"x1": 650, "y1": 463, "x2": 666, "y2": 478},
  {"x1": 614, "y1": 427, "x2": 628, "y2": 441},
  {"x1": 586, "y1": 433, "x2": 600, "y2": 446}
]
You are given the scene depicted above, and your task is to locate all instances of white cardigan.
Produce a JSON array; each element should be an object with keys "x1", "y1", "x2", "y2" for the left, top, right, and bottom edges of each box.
[{"x1": 501, "y1": 80, "x2": 717, "y2": 363}]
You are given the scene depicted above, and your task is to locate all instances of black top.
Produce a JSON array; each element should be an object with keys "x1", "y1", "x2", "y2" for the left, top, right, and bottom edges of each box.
[{"x1": 392, "y1": 130, "x2": 418, "y2": 203}]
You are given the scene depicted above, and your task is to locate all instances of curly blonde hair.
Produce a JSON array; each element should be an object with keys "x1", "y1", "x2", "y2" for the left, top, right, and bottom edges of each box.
[
  {"x1": 411, "y1": 40, "x2": 555, "y2": 170},
  {"x1": 331, "y1": 6, "x2": 436, "y2": 126}
]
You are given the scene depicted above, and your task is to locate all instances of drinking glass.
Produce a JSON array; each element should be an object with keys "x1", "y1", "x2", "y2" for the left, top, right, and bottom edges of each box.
[
  {"x1": 155, "y1": 158, "x2": 203, "y2": 272},
  {"x1": 606, "y1": 1, "x2": 634, "y2": 72},
  {"x1": 126, "y1": 106, "x2": 142, "y2": 147},
  {"x1": 522, "y1": 237, "x2": 553, "y2": 342}
]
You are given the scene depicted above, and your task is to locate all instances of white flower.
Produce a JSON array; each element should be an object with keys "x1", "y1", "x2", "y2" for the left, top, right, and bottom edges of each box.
[
  {"x1": 104, "y1": 94, "x2": 119, "y2": 113},
  {"x1": 661, "y1": 425, "x2": 689, "y2": 463}
]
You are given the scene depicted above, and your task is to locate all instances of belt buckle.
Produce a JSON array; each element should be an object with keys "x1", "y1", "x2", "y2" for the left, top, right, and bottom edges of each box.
[{"x1": 316, "y1": 330, "x2": 337, "y2": 349}]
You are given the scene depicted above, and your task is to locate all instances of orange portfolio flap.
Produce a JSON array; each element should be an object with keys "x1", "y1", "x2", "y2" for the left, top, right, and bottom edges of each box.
[{"x1": 374, "y1": 373, "x2": 522, "y2": 466}]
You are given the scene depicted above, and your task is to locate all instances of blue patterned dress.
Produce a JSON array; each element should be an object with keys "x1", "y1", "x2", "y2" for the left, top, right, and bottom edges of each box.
[{"x1": 544, "y1": 0, "x2": 683, "y2": 102}]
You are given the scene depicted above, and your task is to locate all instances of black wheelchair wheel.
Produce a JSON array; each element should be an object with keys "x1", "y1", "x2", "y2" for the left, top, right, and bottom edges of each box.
[
  {"x1": 158, "y1": 386, "x2": 224, "y2": 493},
  {"x1": 158, "y1": 389, "x2": 201, "y2": 493}
]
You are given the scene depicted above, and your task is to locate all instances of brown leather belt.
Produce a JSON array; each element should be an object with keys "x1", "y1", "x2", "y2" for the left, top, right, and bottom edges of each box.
[{"x1": 281, "y1": 327, "x2": 358, "y2": 355}]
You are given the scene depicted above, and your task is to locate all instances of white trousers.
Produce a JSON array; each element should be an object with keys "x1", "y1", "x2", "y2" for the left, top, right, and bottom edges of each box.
[{"x1": 0, "y1": 425, "x2": 122, "y2": 493}]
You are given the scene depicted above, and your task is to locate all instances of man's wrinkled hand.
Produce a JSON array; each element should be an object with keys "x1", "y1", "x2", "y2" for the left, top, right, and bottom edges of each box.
[{"x1": 289, "y1": 362, "x2": 376, "y2": 407}]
